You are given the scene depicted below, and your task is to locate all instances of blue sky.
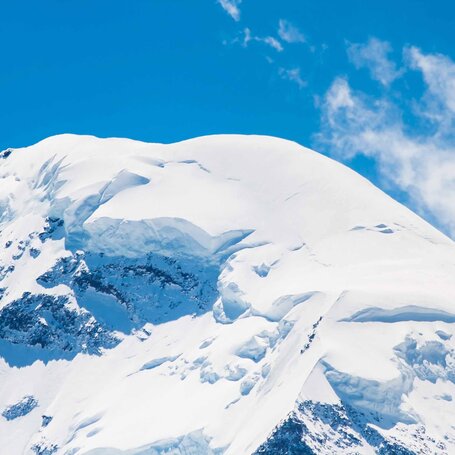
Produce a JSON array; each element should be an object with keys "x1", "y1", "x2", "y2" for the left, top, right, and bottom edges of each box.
[{"x1": 1, "y1": 1, "x2": 455, "y2": 237}]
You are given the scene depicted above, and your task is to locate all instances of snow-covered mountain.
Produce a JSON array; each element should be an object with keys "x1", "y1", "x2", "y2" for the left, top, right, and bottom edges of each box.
[{"x1": 0, "y1": 134, "x2": 454, "y2": 455}]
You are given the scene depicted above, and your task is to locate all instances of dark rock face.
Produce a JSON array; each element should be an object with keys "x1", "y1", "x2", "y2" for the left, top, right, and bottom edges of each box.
[
  {"x1": 31, "y1": 442, "x2": 58, "y2": 455},
  {"x1": 0, "y1": 293, "x2": 118, "y2": 354},
  {"x1": 254, "y1": 400, "x2": 420, "y2": 455},
  {"x1": 253, "y1": 413, "x2": 314, "y2": 454},
  {"x1": 0, "y1": 148, "x2": 13, "y2": 159},
  {"x1": 38, "y1": 217, "x2": 65, "y2": 243},
  {"x1": 38, "y1": 249, "x2": 220, "y2": 329},
  {"x1": 0, "y1": 218, "x2": 118, "y2": 364},
  {"x1": 41, "y1": 415, "x2": 53, "y2": 427},
  {"x1": 0, "y1": 214, "x2": 221, "y2": 366},
  {"x1": 2, "y1": 396, "x2": 38, "y2": 421}
]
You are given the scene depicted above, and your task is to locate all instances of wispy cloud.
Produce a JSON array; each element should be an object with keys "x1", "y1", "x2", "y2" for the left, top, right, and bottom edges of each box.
[
  {"x1": 239, "y1": 28, "x2": 283, "y2": 52},
  {"x1": 347, "y1": 37, "x2": 401, "y2": 86},
  {"x1": 262, "y1": 36, "x2": 283, "y2": 52},
  {"x1": 218, "y1": 0, "x2": 242, "y2": 21},
  {"x1": 278, "y1": 19, "x2": 305, "y2": 44},
  {"x1": 405, "y1": 46, "x2": 455, "y2": 132},
  {"x1": 279, "y1": 67, "x2": 306, "y2": 89},
  {"x1": 317, "y1": 45, "x2": 455, "y2": 237}
]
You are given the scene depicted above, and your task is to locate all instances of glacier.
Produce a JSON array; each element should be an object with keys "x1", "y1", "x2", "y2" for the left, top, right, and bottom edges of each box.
[{"x1": 0, "y1": 134, "x2": 454, "y2": 454}]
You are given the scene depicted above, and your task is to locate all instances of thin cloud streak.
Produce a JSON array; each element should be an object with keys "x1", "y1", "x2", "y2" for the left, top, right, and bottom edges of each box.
[
  {"x1": 218, "y1": 0, "x2": 242, "y2": 21},
  {"x1": 239, "y1": 28, "x2": 283, "y2": 52}
]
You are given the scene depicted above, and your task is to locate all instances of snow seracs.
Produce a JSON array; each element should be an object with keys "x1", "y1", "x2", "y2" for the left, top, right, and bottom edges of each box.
[{"x1": 0, "y1": 134, "x2": 454, "y2": 455}]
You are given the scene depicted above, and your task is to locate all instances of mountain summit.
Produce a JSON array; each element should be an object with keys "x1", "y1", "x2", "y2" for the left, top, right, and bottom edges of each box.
[{"x1": 0, "y1": 134, "x2": 454, "y2": 454}]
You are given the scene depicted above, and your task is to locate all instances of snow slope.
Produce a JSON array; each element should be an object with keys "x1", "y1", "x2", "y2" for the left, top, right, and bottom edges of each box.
[{"x1": 0, "y1": 134, "x2": 454, "y2": 454}]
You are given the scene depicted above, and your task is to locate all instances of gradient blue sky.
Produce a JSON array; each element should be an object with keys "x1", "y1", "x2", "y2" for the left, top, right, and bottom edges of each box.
[{"x1": 1, "y1": 1, "x2": 455, "y2": 236}]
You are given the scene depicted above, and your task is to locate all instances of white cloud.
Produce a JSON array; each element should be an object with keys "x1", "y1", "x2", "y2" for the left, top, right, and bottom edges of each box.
[
  {"x1": 407, "y1": 47, "x2": 455, "y2": 112},
  {"x1": 318, "y1": 47, "x2": 455, "y2": 237},
  {"x1": 347, "y1": 37, "x2": 401, "y2": 86},
  {"x1": 406, "y1": 46, "x2": 455, "y2": 133},
  {"x1": 238, "y1": 28, "x2": 283, "y2": 52},
  {"x1": 261, "y1": 36, "x2": 283, "y2": 52},
  {"x1": 218, "y1": 0, "x2": 242, "y2": 21},
  {"x1": 279, "y1": 67, "x2": 306, "y2": 89},
  {"x1": 278, "y1": 19, "x2": 305, "y2": 44},
  {"x1": 241, "y1": 27, "x2": 252, "y2": 46}
]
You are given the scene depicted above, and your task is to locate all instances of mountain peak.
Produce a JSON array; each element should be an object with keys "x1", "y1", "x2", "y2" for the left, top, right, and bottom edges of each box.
[{"x1": 0, "y1": 135, "x2": 454, "y2": 454}]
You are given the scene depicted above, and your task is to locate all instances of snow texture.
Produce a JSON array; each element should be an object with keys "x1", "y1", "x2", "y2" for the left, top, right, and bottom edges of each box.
[{"x1": 0, "y1": 134, "x2": 454, "y2": 454}]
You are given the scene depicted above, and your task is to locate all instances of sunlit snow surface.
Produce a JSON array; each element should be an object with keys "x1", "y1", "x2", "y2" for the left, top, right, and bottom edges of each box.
[{"x1": 0, "y1": 134, "x2": 454, "y2": 454}]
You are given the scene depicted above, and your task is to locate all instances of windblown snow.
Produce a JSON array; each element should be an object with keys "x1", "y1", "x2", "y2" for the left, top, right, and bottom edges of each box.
[{"x1": 0, "y1": 134, "x2": 454, "y2": 454}]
